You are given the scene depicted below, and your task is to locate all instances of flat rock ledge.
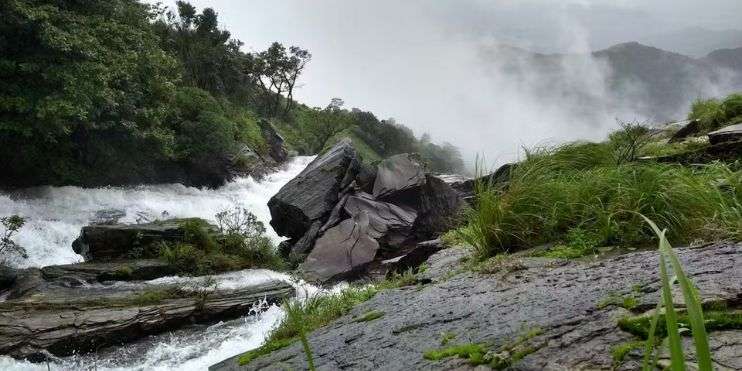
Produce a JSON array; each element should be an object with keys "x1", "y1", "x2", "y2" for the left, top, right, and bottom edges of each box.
[
  {"x1": 0, "y1": 278, "x2": 294, "y2": 361},
  {"x1": 211, "y1": 242, "x2": 741, "y2": 371}
]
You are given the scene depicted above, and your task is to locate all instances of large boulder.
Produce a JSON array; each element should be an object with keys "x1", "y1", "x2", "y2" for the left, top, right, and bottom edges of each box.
[
  {"x1": 668, "y1": 119, "x2": 700, "y2": 143},
  {"x1": 268, "y1": 138, "x2": 361, "y2": 240},
  {"x1": 343, "y1": 192, "x2": 417, "y2": 249},
  {"x1": 372, "y1": 154, "x2": 426, "y2": 201},
  {"x1": 301, "y1": 212, "x2": 379, "y2": 283},
  {"x1": 72, "y1": 218, "x2": 216, "y2": 262},
  {"x1": 413, "y1": 174, "x2": 465, "y2": 238},
  {"x1": 708, "y1": 123, "x2": 742, "y2": 145}
]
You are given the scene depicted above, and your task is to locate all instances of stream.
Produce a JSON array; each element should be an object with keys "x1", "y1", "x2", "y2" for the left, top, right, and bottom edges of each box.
[{"x1": 0, "y1": 156, "x2": 319, "y2": 371}]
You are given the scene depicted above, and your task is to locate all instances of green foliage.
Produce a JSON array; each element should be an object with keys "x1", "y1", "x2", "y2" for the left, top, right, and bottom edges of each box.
[
  {"x1": 354, "y1": 309, "x2": 385, "y2": 322},
  {"x1": 423, "y1": 327, "x2": 543, "y2": 369},
  {"x1": 688, "y1": 93, "x2": 742, "y2": 132},
  {"x1": 1, "y1": 215, "x2": 27, "y2": 261},
  {"x1": 132, "y1": 289, "x2": 170, "y2": 306},
  {"x1": 423, "y1": 343, "x2": 488, "y2": 364},
  {"x1": 638, "y1": 217, "x2": 712, "y2": 371},
  {"x1": 159, "y1": 210, "x2": 283, "y2": 276},
  {"x1": 283, "y1": 300, "x2": 316, "y2": 371},
  {"x1": 455, "y1": 142, "x2": 742, "y2": 259},
  {"x1": 239, "y1": 285, "x2": 379, "y2": 366},
  {"x1": 611, "y1": 341, "x2": 644, "y2": 368}
]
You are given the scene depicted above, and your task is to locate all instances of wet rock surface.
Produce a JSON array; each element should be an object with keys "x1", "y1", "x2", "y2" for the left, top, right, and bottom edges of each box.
[
  {"x1": 0, "y1": 277, "x2": 294, "y2": 361},
  {"x1": 372, "y1": 153, "x2": 426, "y2": 201},
  {"x1": 301, "y1": 213, "x2": 380, "y2": 283},
  {"x1": 213, "y1": 242, "x2": 741, "y2": 371},
  {"x1": 268, "y1": 138, "x2": 361, "y2": 240}
]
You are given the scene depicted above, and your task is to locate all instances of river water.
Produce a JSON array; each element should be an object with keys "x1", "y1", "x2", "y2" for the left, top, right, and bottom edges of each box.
[{"x1": 0, "y1": 156, "x2": 321, "y2": 371}]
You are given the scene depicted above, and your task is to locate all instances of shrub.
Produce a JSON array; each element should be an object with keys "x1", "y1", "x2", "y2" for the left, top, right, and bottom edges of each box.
[
  {"x1": 1, "y1": 215, "x2": 27, "y2": 262},
  {"x1": 688, "y1": 93, "x2": 742, "y2": 132}
]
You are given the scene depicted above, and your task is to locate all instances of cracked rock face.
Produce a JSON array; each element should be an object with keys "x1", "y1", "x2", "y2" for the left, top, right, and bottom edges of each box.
[
  {"x1": 211, "y1": 242, "x2": 741, "y2": 371},
  {"x1": 300, "y1": 212, "x2": 380, "y2": 283}
]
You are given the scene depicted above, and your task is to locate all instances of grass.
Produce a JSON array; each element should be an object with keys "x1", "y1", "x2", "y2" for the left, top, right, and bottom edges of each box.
[
  {"x1": 354, "y1": 309, "x2": 385, "y2": 322},
  {"x1": 632, "y1": 216, "x2": 713, "y2": 371},
  {"x1": 611, "y1": 341, "x2": 644, "y2": 368},
  {"x1": 238, "y1": 285, "x2": 380, "y2": 366},
  {"x1": 454, "y1": 142, "x2": 742, "y2": 259},
  {"x1": 688, "y1": 93, "x2": 742, "y2": 132},
  {"x1": 158, "y1": 216, "x2": 285, "y2": 276},
  {"x1": 423, "y1": 327, "x2": 543, "y2": 369}
]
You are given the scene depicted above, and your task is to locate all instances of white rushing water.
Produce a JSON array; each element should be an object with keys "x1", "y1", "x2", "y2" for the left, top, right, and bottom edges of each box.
[
  {"x1": 0, "y1": 156, "x2": 325, "y2": 371},
  {"x1": 0, "y1": 156, "x2": 314, "y2": 268}
]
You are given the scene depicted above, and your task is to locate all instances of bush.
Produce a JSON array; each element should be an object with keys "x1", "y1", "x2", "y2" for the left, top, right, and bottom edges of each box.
[
  {"x1": 159, "y1": 209, "x2": 284, "y2": 275},
  {"x1": 688, "y1": 93, "x2": 742, "y2": 132},
  {"x1": 1, "y1": 215, "x2": 27, "y2": 262},
  {"x1": 456, "y1": 143, "x2": 742, "y2": 258}
]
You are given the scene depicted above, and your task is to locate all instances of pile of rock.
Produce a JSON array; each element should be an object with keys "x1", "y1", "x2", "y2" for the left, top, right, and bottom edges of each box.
[{"x1": 268, "y1": 139, "x2": 467, "y2": 283}]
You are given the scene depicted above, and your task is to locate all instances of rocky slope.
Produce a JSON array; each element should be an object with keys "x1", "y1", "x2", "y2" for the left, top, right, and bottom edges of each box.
[{"x1": 212, "y1": 242, "x2": 741, "y2": 370}]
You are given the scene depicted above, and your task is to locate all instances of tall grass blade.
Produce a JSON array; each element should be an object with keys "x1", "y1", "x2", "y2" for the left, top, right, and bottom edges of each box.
[
  {"x1": 641, "y1": 215, "x2": 713, "y2": 371},
  {"x1": 642, "y1": 300, "x2": 663, "y2": 371},
  {"x1": 285, "y1": 301, "x2": 316, "y2": 371},
  {"x1": 658, "y1": 252, "x2": 685, "y2": 371}
]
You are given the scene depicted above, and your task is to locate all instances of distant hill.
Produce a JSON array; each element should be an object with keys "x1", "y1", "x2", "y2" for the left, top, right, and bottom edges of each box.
[
  {"x1": 480, "y1": 42, "x2": 742, "y2": 123},
  {"x1": 639, "y1": 27, "x2": 742, "y2": 58}
]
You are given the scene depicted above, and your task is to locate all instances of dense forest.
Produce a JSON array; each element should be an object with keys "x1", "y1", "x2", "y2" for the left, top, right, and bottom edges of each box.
[{"x1": 0, "y1": 0, "x2": 465, "y2": 188}]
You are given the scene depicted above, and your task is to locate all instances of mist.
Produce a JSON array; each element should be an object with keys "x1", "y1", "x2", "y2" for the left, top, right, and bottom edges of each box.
[{"x1": 151, "y1": 0, "x2": 742, "y2": 168}]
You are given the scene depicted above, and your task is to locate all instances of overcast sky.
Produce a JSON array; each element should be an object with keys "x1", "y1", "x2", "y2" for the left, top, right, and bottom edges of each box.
[{"x1": 150, "y1": 0, "x2": 742, "y2": 167}]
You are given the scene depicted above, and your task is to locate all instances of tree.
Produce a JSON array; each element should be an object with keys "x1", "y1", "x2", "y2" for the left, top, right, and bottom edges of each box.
[{"x1": 253, "y1": 42, "x2": 311, "y2": 116}]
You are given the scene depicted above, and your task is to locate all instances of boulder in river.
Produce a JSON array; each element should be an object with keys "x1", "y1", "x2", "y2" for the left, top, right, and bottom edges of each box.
[
  {"x1": 72, "y1": 218, "x2": 217, "y2": 262},
  {"x1": 268, "y1": 138, "x2": 361, "y2": 240},
  {"x1": 301, "y1": 212, "x2": 379, "y2": 283},
  {"x1": 372, "y1": 153, "x2": 426, "y2": 201}
]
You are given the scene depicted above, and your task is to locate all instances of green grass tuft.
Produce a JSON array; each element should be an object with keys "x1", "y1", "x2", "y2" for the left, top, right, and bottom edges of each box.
[
  {"x1": 455, "y1": 142, "x2": 742, "y2": 259},
  {"x1": 354, "y1": 309, "x2": 385, "y2": 322}
]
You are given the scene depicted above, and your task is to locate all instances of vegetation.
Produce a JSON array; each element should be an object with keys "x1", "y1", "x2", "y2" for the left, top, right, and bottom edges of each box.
[
  {"x1": 688, "y1": 93, "x2": 742, "y2": 132},
  {"x1": 454, "y1": 124, "x2": 742, "y2": 259},
  {"x1": 238, "y1": 285, "x2": 379, "y2": 365},
  {"x1": 423, "y1": 327, "x2": 543, "y2": 369},
  {"x1": 0, "y1": 0, "x2": 465, "y2": 188},
  {"x1": 1, "y1": 215, "x2": 27, "y2": 262},
  {"x1": 159, "y1": 209, "x2": 283, "y2": 275},
  {"x1": 354, "y1": 309, "x2": 385, "y2": 322}
]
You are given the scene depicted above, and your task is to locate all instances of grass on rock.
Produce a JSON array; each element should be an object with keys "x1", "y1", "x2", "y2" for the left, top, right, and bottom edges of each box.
[{"x1": 455, "y1": 141, "x2": 742, "y2": 259}]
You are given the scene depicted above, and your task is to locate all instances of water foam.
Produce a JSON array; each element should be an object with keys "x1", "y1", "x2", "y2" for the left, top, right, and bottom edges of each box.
[{"x1": 0, "y1": 156, "x2": 314, "y2": 268}]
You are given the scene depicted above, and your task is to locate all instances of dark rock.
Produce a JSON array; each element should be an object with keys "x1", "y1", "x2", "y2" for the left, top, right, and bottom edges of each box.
[
  {"x1": 646, "y1": 139, "x2": 742, "y2": 164},
  {"x1": 343, "y1": 192, "x2": 417, "y2": 249},
  {"x1": 287, "y1": 220, "x2": 323, "y2": 261},
  {"x1": 0, "y1": 265, "x2": 17, "y2": 290},
  {"x1": 413, "y1": 175, "x2": 465, "y2": 238},
  {"x1": 301, "y1": 212, "x2": 379, "y2": 283},
  {"x1": 40, "y1": 259, "x2": 175, "y2": 285},
  {"x1": 355, "y1": 162, "x2": 377, "y2": 194},
  {"x1": 72, "y1": 219, "x2": 215, "y2": 262},
  {"x1": 456, "y1": 163, "x2": 517, "y2": 203},
  {"x1": 380, "y1": 239, "x2": 444, "y2": 275},
  {"x1": 372, "y1": 154, "x2": 426, "y2": 201},
  {"x1": 708, "y1": 123, "x2": 742, "y2": 145},
  {"x1": 668, "y1": 119, "x2": 701, "y2": 143},
  {"x1": 258, "y1": 120, "x2": 288, "y2": 163},
  {"x1": 0, "y1": 278, "x2": 294, "y2": 361},
  {"x1": 213, "y1": 243, "x2": 741, "y2": 371},
  {"x1": 5, "y1": 268, "x2": 44, "y2": 300},
  {"x1": 268, "y1": 138, "x2": 360, "y2": 240}
]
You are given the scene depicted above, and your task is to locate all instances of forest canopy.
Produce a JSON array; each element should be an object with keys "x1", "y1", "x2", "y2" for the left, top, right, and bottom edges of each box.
[{"x1": 0, "y1": 0, "x2": 465, "y2": 188}]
